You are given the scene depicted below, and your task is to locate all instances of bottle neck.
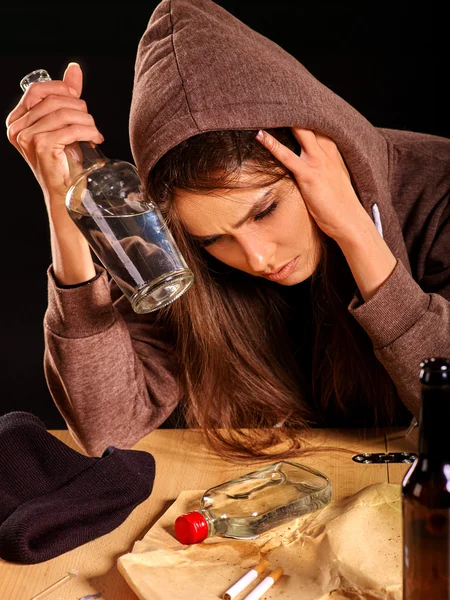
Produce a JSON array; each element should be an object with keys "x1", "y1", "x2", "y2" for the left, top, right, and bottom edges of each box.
[
  {"x1": 419, "y1": 386, "x2": 450, "y2": 461},
  {"x1": 65, "y1": 141, "x2": 107, "y2": 182},
  {"x1": 19, "y1": 70, "x2": 107, "y2": 182},
  {"x1": 201, "y1": 510, "x2": 227, "y2": 537}
]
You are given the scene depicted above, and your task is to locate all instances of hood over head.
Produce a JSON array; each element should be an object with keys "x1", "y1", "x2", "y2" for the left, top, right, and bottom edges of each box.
[{"x1": 129, "y1": 0, "x2": 410, "y2": 270}]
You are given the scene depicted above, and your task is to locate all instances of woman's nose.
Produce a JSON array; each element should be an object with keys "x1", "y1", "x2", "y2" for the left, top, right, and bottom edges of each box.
[{"x1": 239, "y1": 235, "x2": 276, "y2": 274}]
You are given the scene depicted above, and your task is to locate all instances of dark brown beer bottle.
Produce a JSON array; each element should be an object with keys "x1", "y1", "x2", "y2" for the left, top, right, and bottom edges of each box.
[{"x1": 402, "y1": 357, "x2": 450, "y2": 599}]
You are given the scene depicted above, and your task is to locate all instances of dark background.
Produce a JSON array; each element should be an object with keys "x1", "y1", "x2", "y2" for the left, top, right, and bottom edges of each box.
[{"x1": 0, "y1": 2, "x2": 447, "y2": 429}]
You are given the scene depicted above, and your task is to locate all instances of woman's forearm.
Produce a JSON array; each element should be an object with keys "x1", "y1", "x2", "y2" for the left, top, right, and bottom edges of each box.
[
  {"x1": 47, "y1": 200, "x2": 96, "y2": 285},
  {"x1": 335, "y1": 214, "x2": 398, "y2": 303}
]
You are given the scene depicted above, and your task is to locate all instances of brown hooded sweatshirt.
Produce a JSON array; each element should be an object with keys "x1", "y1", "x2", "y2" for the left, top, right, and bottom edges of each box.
[{"x1": 44, "y1": 0, "x2": 450, "y2": 455}]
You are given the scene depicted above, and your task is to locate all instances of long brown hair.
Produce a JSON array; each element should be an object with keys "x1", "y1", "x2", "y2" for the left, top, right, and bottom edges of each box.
[{"x1": 147, "y1": 128, "x2": 400, "y2": 461}]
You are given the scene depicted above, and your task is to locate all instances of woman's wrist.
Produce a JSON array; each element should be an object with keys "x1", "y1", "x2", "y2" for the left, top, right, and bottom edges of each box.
[
  {"x1": 47, "y1": 202, "x2": 96, "y2": 285},
  {"x1": 335, "y1": 218, "x2": 397, "y2": 303}
]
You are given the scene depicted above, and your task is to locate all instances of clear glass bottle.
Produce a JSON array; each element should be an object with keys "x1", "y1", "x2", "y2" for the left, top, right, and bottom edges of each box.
[
  {"x1": 402, "y1": 357, "x2": 450, "y2": 599},
  {"x1": 20, "y1": 69, "x2": 194, "y2": 314},
  {"x1": 174, "y1": 461, "x2": 332, "y2": 544}
]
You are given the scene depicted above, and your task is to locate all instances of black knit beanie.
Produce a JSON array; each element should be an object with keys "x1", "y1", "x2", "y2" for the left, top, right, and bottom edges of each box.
[{"x1": 0, "y1": 411, "x2": 156, "y2": 564}]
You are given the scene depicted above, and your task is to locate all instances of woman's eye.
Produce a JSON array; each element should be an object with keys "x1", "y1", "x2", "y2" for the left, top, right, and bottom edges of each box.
[
  {"x1": 253, "y1": 201, "x2": 278, "y2": 221},
  {"x1": 197, "y1": 201, "x2": 278, "y2": 248},
  {"x1": 199, "y1": 235, "x2": 221, "y2": 248}
]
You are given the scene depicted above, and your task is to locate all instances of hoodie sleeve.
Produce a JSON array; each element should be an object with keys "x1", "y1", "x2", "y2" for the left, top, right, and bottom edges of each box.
[
  {"x1": 348, "y1": 199, "x2": 450, "y2": 418},
  {"x1": 43, "y1": 265, "x2": 181, "y2": 456}
]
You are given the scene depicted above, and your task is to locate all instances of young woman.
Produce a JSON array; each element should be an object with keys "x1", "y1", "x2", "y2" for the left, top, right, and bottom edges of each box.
[{"x1": 6, "y1": 0, "x2": 450, "y2": 459}]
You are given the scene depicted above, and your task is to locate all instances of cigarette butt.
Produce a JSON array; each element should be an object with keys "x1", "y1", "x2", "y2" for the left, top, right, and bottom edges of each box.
[
  {"x1": 223, "y1": 560, "x2": 269, "y2": 600},
  {"x1": 253, "y1": 560, "x2": 269, "y2": 575},
  {"x1": 241, "y1": 567, "x2": 284, "y2": 600},
  {"x1": 268, "y1": 567, "x2": 284, "y2": 583}
]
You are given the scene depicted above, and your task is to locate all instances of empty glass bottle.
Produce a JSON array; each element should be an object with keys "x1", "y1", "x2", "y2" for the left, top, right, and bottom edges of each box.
[
  {"x1": 20, "y1": 69, "x2": 194, "y2": 314},
  {"x1": 174, "y1": 461, "x2": 332, "y2": 544}
]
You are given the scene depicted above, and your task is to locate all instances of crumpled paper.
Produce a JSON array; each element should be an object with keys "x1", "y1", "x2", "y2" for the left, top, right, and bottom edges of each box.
[{"x1": 117, "y1": 482, "x2": 402, "y2": 600}]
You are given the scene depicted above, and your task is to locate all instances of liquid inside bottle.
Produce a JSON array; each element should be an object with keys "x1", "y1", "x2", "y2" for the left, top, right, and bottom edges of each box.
[
  {"x1": 67, "y1": 155, "x2": 193, "y2": 313},
  {"x1": 175, "y1": 461, "x2": 332, "y2": 544}
]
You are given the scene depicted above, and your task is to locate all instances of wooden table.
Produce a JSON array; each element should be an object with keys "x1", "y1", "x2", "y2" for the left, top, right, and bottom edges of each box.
[{"x1": 0, "y1": 427, "x2": 417, "y2": 600}]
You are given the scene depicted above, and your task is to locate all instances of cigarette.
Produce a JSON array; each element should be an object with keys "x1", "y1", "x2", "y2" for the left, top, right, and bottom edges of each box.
[
  {"x1": 223, "y1": 560, "x2": 269, "y2": 600},
  {"x1": 241, "y1": 567, "x2": 284, "y2": 600},
  {"x1": 30, "y1": 569, "x2": 78, "y2": 600}
]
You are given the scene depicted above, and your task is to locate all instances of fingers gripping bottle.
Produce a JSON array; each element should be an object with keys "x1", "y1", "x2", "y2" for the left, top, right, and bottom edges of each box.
[{"x1": 20, "y1": 69, "x2": 194, "y2": 314}]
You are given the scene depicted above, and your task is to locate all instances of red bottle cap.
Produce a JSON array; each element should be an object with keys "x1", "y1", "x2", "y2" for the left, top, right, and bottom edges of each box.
[{"x1": 174, "y1": 511, "x2": 209, "y2": 544}]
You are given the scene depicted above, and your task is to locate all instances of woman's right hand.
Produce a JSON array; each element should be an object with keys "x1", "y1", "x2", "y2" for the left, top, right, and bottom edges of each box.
[
  {"x1": 5, "y1": 62, "x2": 102, "y2": 285},
  {"x1": 5, "y1": 62, "x2": 105, "y2": 211}
]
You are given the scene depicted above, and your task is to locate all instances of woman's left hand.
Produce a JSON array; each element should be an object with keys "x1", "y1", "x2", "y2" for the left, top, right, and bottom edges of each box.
[
  {"x1": 257, "y1": 127, "x2": 398, "y2": 302},
  {"x1": 256, "y1": 127, "x2": 372, "y2": 243}
]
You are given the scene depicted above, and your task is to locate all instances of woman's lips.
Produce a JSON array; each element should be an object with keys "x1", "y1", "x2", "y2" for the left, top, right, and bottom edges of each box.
[{"x1": 263, "y1": 256, "x2": 299, "y2": 281}]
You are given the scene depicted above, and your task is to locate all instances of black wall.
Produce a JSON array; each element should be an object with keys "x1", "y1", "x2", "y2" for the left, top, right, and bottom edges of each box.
[{"x1": 0, "y1": 3, "x2": 447, "y2": 428}]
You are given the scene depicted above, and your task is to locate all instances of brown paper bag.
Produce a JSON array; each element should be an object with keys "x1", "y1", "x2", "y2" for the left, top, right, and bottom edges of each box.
[{"x1": 118, "y1": 482, "x2": 402, "y2": 600}]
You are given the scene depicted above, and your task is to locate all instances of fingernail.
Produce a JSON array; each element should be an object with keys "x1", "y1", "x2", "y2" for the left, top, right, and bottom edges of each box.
[
  {"x1": 256, "y1": 130, "x2": 264, "y2": 141},
  {"x1": 69, "y1": 87, "x2": 79, "y2": 97},
  {"x1": 68, "y1": 62, "x2": 80, "y2": 68}
]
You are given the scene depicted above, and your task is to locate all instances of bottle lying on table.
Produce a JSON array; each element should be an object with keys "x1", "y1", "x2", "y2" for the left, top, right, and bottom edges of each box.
[{"x1": 174, "y1": 461, "x2": 332, "y2": 544}]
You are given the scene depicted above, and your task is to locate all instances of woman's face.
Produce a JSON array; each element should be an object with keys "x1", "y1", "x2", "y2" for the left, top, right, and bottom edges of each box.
[{"x1": 175, "y1": 172, "x2": 321, "y2": 285}]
